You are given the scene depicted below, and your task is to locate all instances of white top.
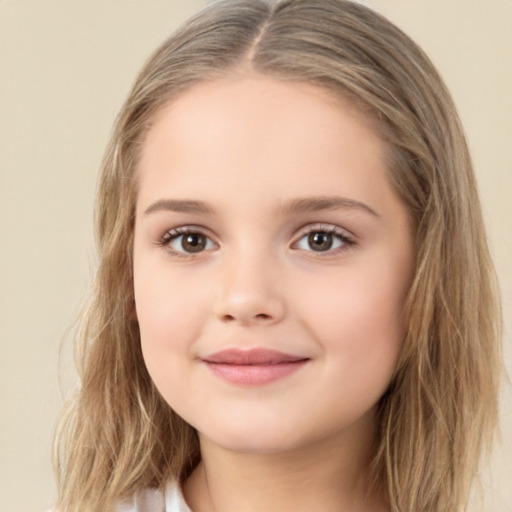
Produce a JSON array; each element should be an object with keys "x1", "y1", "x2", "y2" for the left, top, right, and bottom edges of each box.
[{"x1": 115, "y1": 482, "x2": 191, "y2": 512}]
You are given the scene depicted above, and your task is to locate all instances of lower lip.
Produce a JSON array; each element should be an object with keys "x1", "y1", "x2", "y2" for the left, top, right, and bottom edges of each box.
[{"x1": 205, "y1": 360, "x2": 309, "y2": 386}]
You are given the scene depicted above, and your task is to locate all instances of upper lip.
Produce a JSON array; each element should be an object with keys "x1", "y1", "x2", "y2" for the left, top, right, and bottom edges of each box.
[{"x1": 202, "y1": 348, "x2": 309, "y2": 365}]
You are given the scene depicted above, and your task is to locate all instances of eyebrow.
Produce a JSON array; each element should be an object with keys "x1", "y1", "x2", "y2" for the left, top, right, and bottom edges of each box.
[
  {"x1": 280, "y1": 196, "x2": 380, "y2": 218},
  {"x1": 144, "y1": 199, "x2": 215, "y2": 215},
  {"x1": 143, "y1": 196, "x2": 380, "y2": 217}
]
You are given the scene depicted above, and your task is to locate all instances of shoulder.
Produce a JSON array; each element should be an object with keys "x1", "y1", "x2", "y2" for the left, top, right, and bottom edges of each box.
[
  {"x1": 115, "y1": 487, "x2": 164, "y2": 512},
  {"x1": 114, "y1": 481, "x2": 191, "y2": 512},
  {"x1": 46, "y1": 482, "x2": 190, "y2": 512},
  {"x1": 164, "y1": 481, "x2": 192, "y2": 512}
]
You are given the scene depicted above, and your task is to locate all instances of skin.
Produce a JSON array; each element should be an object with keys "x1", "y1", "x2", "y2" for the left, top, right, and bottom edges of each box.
[{"x1": 133, "y1": 75, "x2": 414, "y2": 512}]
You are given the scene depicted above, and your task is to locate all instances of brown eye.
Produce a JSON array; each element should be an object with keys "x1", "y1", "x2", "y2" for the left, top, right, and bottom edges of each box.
[
  {"x1": 181, "y1": 233, "x2": 207, "y2": 253},
  {"x1": 307, "y1": 231, "x2": 334, "y2": 252},
  {"x1": 162, "y1": 229, "x2": 216, "y2": 254},
  {"x1": 293, "y1": 226, "x2": 352, "y2": 254}
]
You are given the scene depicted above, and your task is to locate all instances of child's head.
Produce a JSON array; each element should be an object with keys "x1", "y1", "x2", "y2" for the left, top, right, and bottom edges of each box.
[
  {"x1": 55, "y1": 1, "x2": 502, "y2": 511},
  {"x1": 134, "y1": 73, "x2": 415, "y2": 468}
]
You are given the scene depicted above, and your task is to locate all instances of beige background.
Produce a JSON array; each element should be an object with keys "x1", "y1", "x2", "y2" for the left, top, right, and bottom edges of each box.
[{"x1": 0, "y1": 1, "x2": 510, "y2": 511}]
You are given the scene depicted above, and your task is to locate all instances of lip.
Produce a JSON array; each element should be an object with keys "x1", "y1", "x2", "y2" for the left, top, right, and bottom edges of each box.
[{"x1": 202, "y1": 348, "x2": 310, "y2": 386}]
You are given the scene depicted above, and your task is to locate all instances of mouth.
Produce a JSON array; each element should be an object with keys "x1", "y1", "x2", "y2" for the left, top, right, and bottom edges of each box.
[{"x1": 202, "y1": 348, "x2": 310, "y2": 386}]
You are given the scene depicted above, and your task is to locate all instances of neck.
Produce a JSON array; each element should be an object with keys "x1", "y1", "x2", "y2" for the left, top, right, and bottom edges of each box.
[{"x1": 183, "y1": 412, "x2": 387, "y2": 512}]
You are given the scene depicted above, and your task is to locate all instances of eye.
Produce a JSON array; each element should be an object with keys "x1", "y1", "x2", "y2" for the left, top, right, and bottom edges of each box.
[
  {"x1": 293, "y1": 226, "x2": 354, "y2": 254},
  {"x1": 160, "y1": 228, "x2": 216, "y2": 255}
]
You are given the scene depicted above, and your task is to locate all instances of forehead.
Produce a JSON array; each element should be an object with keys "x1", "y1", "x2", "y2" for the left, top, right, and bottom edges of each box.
[
  {"x1": 144, "y1": 76, "x2": 376, "y2": 152},
  {"x1": 136, "y1": 76, "x2": 398, "y2": 218}
]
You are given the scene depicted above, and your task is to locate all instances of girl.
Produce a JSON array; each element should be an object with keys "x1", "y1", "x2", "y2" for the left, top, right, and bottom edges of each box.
[{"x1": 53, "y1": 1, "x2": 502, "y2": 511}]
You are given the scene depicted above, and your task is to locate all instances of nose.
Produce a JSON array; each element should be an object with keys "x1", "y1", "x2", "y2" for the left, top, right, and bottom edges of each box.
[{"x1": 214, "y1": 250, "x2": 286, "y2": 326}]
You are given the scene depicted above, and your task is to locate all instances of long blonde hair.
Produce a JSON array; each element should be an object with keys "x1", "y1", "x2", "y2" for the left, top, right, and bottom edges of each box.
[{"x1": 54, "y1": 1, "x2": 502, "y2": 510}]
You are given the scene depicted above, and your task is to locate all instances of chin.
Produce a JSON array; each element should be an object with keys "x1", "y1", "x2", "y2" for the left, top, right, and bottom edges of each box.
[
  {"x1": 210, "y1": 436, "x2": 300, "y2": 455},
  {"x1": 198, "y1": 418, "x2": 317, "y2": 455}
]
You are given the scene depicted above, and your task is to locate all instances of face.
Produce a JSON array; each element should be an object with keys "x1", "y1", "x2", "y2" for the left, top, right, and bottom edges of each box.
[{"x1": 133, "y1": 76, "x2": 414, "y2": 454}]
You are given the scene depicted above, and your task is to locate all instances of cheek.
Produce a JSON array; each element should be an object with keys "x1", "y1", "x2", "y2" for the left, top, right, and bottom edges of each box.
[
  {"x1": 135, "y1": 259, "x2": 210, "y2": 333},
  {"x1": 297, "y1": 258, "x2": 410, "y2": 374},
  {"x1": 134, "y1": 269, "x2": 207, "y2": 386},
  {"x1": 136, "y1": 284, "x2": 187, "y2": 345}
]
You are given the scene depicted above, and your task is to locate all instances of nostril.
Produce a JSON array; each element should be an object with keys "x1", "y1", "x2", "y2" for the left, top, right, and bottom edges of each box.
[
  {"x1": 215, "y1": 295, "x2": 286, "y2": 326},
  {"x1": 221, "y1": 312, "x2": 271, "y2": 323}
]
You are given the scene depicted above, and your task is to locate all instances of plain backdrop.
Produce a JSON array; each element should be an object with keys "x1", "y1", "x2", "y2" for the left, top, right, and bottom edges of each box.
[{"x1": 1, "y1": 1, "x2": 510, "y2": 511}]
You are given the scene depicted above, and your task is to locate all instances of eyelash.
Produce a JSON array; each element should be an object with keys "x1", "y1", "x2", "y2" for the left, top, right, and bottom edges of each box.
[
  {"x1": 157, "y1": 224, "x2": 355, "y2": 258},
  {"x1": 292, "y1": 224, "x2": 355, "y2": 256},
  {"x1": 156, "y1": 226, "x2": 217, "y2": 259}
]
